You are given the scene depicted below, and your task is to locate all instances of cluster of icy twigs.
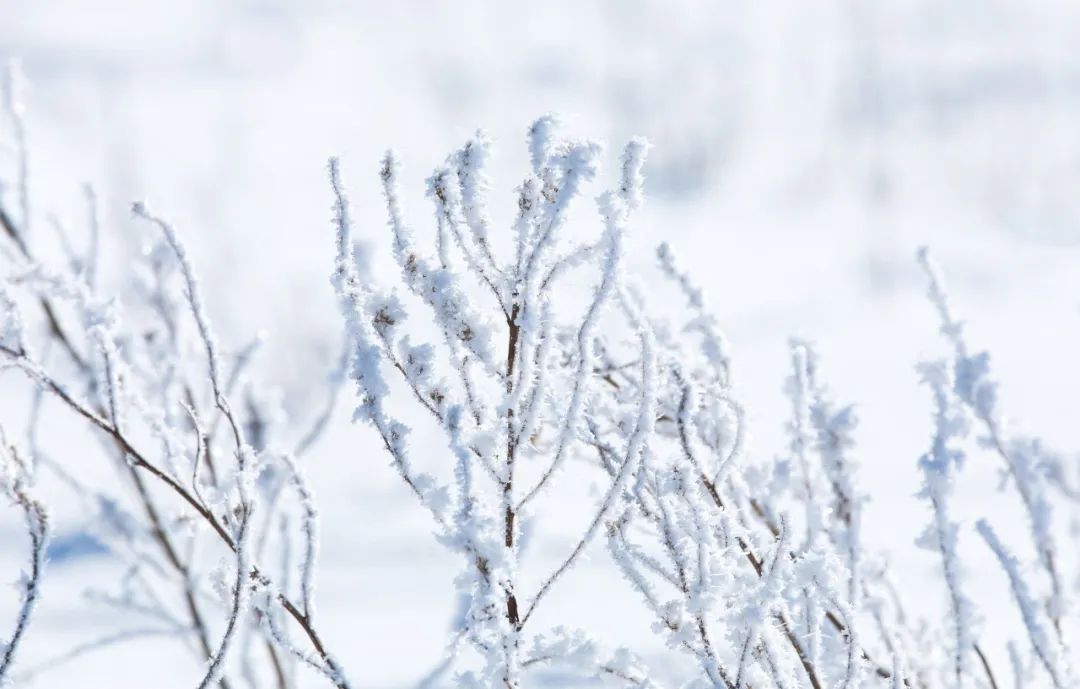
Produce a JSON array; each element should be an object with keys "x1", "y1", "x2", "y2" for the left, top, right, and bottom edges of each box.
[{"x1": 0, "y1": 63, "x2": 1077, "y2": 689}]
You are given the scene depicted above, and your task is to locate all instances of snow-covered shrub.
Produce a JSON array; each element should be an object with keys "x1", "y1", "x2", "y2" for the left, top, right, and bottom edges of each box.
[
  {"x1": 913, "y1": 250, "x2": 1075, "y2": 689},
  {"x1": 322, "y1": 114, "x2": 854, "y2": 688},
  {"x1": 0, "y1": 63, "x2": 351, "y2": 689},
  {"x1": 0, "y1": 61, "x2": 1077, "y2": 689},
  {"x1": 327, "y1": 118, "x2": 665, "y2": 688},
  {"x1": 327, "y1": 116, "x2": 1078, "y2": 689}
]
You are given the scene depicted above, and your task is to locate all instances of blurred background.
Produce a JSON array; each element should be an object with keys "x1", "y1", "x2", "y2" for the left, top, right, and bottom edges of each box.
[{"x1": 3, "y1": 0, "x2": 1080, "y2": 686}]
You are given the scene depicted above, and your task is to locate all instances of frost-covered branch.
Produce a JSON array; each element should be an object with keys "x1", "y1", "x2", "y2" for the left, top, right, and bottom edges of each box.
[
  {"x1": 0, "y1": 429, "x2": 49, "y2": 684},
  {"x1": 330, "y1": 120, "x2": 675, "y2": 688},
  {"x1": 3, "y1": 70, "x2": 1079, "y2": 689},
  {"x1": 0, "y1": 97, "x2": 350, "y2": 687},
  {"x1": 975, "y1": 520, "x2": 1067, "y2": 688},
  {"x1": 918, "y1": 248, "x2": 1067, "y2": 637}
]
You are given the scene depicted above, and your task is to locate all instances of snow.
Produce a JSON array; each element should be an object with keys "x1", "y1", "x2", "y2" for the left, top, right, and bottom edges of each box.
[{"x1": 2, "y1": 1, "x2": 1080, "y2": 687}]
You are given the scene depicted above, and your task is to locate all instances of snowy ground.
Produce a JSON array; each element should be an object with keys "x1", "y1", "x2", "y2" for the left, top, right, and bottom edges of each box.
[{"x1": 2, "y1": 1, "x2": 1080, "y2": 687}]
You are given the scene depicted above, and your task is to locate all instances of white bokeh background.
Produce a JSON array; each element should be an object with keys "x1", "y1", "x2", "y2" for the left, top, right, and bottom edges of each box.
[{"x1": 2, "y1": 1, "x2": 1080, "y2": 686}]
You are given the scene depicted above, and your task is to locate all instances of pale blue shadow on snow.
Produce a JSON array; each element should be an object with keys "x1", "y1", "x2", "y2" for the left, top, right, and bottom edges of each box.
[{"x1": 47, "y1": 530, "x2": 109, "y2": 564}]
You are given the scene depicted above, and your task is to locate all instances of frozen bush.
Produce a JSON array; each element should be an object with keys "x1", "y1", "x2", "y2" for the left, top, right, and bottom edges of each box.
[
  {"x1": 0, "y1": 63, "x2": 351, "y2": 689},
  {"x1": 0, "y1": 64, "x2": 1077, "y2": 688}
]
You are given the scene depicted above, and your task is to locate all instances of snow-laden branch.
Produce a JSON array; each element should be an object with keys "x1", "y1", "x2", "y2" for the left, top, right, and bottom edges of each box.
[{"x1": 0, "y1": 430, "x2": 49, "y2": 685}]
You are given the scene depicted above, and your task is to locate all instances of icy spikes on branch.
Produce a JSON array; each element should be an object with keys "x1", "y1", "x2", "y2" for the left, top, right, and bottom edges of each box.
[
  {"x1": 0, "y1": 431, "x2": 49, "y2": 685},
  {"x1": 2, "y1": 60, "x2": 30, "y2": 239},
  {"x1": 511, "y1": 177, "x2": 542, "y2": 279},
  {"x1": 427, "y1": 166, "x2": 461, "y2": 270},
  {"x1": 916, "y1": 248, "x2": 998, "y2": 433},
  {"x1": 429, "y1": 157, "x2": 505, "y2": 313},
  {"x1": 197, "y1": 507, "x2": 251, "y2": 689},
  {"x1": 792, "y1": 339, "x2": 864, "y2": 607},
  {"x1": 976, "y1": 520, "x2": 1069, "y2": 688},
  {"x1": 0, "y1": 284, "x2": 27, "y2": 356},
  {"x1": 329, "y1": 158, "x2": 447, "y2": 523},
  {"x1": 916, "y1": 248, "x2": 967, "y2": 360},
  {"x1": 733, "y1": 516, "x2": 793, "y2": 689},
  {"x1": 6, "y1": 264, "x2": 131, "y2": 433},
  {"x1": 451, "y1": 131, "x2": 500, "y2": 276},
  {"x1": 608, "y1": 438, "x2": 750, "y2": 686},
  {"x1": 800, "y1": 547, "x2": 865, "y2": 689},
  {"x1": 328, "y1": 157, "x2": 390, "y2": 421},
  {"x1": 522, "y1": 266, "x2": 657, "y2": 629},
  {"x1": 521, "y1": 136, "x2": 602, "y2": 276},
  {"x1": 0, "y1": 80, "x2": 353, "y2": 689},
  {"x1": 656, "y1": 242, "x2": 731, "y2": 385},
  {"x1": 524, "y1": 628, "x2": 664, "y2": 689},
  {"x1": 453, "y1": 132, "x2": 493, "y2": 238},
  {"x1": 510, "y1": 138, "x2": 605, "y2": 402},
  {"x1": 506, "y1": 136, "x2": 620, "y2": 449},
  {"x1": 331, "y1": 119, "x2": 675, "y2": 687},
  {"x1": 197, "y1": 441, "x2": 257, "y2": 689},
  {"x1": 280, "y1": 454, "x2": 319, "y2": 622},
  {"x1": 517, "y1": 195, "x2": 625, "y2": 509},
  {"x1": 253, "y1": 581, "x2": 344, "y2": 686},
  {"x1": 618, "y1": 137, "x2": 650, "y2": 211},
  {"x1": 784, "y1": 340, "x2": 825, "y2": 551},
  {"x1": 507, "y1": 300, "x2": 552, "y2": 453},
  {"x1": 380, "y1": 151, "x2": 495, "y2": 367},
  {"x1": 914, "y1": 360, "x2": 976, "y2": 687},
  {"x1": 918, "y1": 247, "x2": 1066, "y2": 635},
  {"x1": 132, "y1": 202, "x2": 225, "y2": 403},
  {"x1": 327, "y1": 117, "x2": 942, "y2": 688},
  {"x1": 527, "y1": 114, "x2": 560, "y2": 178}
]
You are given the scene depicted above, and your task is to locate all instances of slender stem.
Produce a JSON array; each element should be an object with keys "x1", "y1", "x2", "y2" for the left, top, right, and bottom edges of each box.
[
  {"x1": 974, "y1": 642, "x2": 1000, "y2": 689},
  {"x1": 503, "y1": 305, "x2": 521, "y2": 688}
]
